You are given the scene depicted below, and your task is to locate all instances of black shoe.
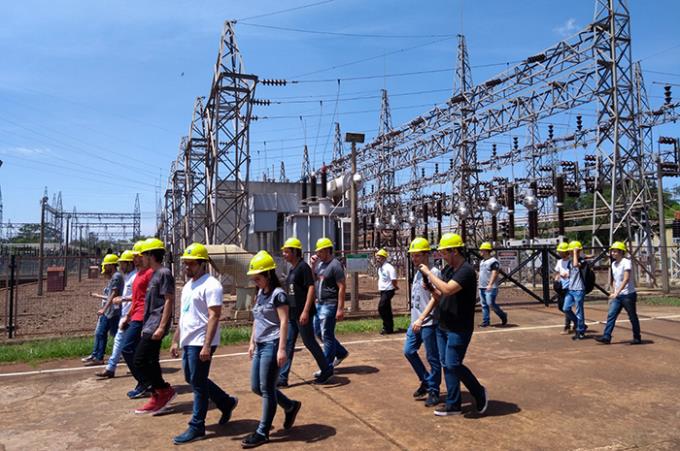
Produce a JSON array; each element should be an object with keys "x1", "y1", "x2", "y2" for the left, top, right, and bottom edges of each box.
[
  {"x1": 173, "y1": 428, "x2": 205, "y2": 445},
  {"x1": 572, "y1": 332, "x2": 586, "y2": 340},
  {"x1": 631, "y1": 337, "x2": 642, "y2": 345},
  {"x1": 219, "y1": 396, "x2": 239, "y2": 425},
  {"x1": 314, "y1": 367, "x2": 333, "y2": 384},
  {"x1": 95, "y1": 369, "x2": 115, "y2": 378},
  {"x1": 501, "y1": 315, "x2": 508, "y2": 326},
  {"x1": 474, "y1": 387, "x2": 489, "y2": 414},
  {"x1": 241, "y1": 432, "x2": 268, "y2": 449},
  {"x1": 413, "y1": 382, "x2": 428, "y2": 398},
  {"x1": 479, "y1": 323, "x2": 490, "y2": 328},
  {"x1": 595, "y1": 336, "x2": 611, "y2": 344},
  {"x1": 276, "y1": 380, "x2": 289, "y2": 388},
  {"x1": 434, "y1": 405, "x2": 462, "y2": 416},
  {"x1": 424, "y1": 392, "x2": 440, "y2": 407},
  {"x1": 283, "y1": 400, "x2": 302, "y2": 430}
]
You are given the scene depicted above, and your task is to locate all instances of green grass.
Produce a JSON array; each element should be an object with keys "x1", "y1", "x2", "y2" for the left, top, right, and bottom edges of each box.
[
  {"x1": 0, "y1": 316, "x2": 412, "y2": 365},
  {"x1": 639, "y1": 296, "x2": 680, "y2": 307}
]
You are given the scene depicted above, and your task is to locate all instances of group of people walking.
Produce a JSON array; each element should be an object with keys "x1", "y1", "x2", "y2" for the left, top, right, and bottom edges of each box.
[{"x1": 83, "y1": 232, "x2": 642, "y2": 447}]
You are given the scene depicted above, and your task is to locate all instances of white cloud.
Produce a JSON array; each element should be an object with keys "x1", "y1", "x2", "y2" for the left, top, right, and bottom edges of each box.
[
  {"x1": 0, "y1": 146, "x2": 50, "y2": 157},
  {"x1": 554, "y1": 18, "x2": 578, "y2": 38}
]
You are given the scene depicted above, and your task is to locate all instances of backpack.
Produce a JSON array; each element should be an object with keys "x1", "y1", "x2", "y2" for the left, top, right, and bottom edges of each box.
[{"x1": 580, "y1": 261, "x2": 596, "y2": 294}]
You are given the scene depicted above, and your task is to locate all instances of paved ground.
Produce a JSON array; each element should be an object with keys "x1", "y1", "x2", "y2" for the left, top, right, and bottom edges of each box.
[{"x1": 1, "y1": 301, "x2": 679, "y2": 450}]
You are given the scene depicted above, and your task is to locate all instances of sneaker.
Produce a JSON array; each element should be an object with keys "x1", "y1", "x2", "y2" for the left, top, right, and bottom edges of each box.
[
  {"x1": 474, "y1": 387, "x2": 489, "y2": 414},
  {"x1": 151, "y1": 386, "x2": 177, "y2": 416},
  {"x1": 128, "y1": 385, "x2": 152, "y2": 399},
  {"x1": 314, "y1": 368, "x2": 334, "y2": 384},
  {"x1": 631, "y1": 337, "x2": 642, "y2": 345},
  {"x1": 81, "y1": 355, "x2": 95, "y2": 362},
  {"x1": 312, "y1": 369, "x2": 322, "y2": 378},
  {"x1": 83, "y1": 358, "x2": 104, "y2": 367},
  {"x1": 135, "y1": 393, "x2": 160, "y2": 415},
  {"x1": 95, "y1": 369, "x2": 115, "y2": 378},
  {"x1": 501, "y1": 315, "x2": 508, "y2": 326},
  {"x1": 478, "y1": 323, "x2": 489, "y2": 328},
  {"x1": 219, "y1": 397, "x2": 239, "y2": 425},
  {"x1": 332, "y1": 353, "x2": 349, "y2": 368},
  {"x1": 276, "y1": 380, "x2": 289, "y2": 388},
  {"x1": 283, "y1": 400, "x2": 302, "y2": 430},
  {"x1": 412, "y1": 382, "x2": 428, "y2": 399},
  {"x1": 595, "y1": 336, "x2": 611, "y2": 344},
  {"x1": 434, "y1": 405, "x2": 462, "y2": 416},
  {"x1": 424, "y1": 392, "x2": 440, "y2": 407},
  {"x1": 173, "y1": 428, "x2": 205, "y2": 445},
  {"x1": 241, "y1": 432, "x2": 268, "y2": 449},
  {"x1": 572, "y1": 332, "x2": 586, "y2": 341}
]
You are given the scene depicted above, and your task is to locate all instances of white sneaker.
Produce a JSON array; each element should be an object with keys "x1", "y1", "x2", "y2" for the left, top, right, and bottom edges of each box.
[
  {"x1": 332, "y1": 353, "x2": 348, "y2": 368},
  {"x1": 313, "y1": 370, "x2": 322, "y2": 378}
]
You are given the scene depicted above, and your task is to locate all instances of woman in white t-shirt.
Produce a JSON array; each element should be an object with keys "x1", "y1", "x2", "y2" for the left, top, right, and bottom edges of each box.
[{"x1": 595, "y1": 241, "x2": 642, "y2": 345}]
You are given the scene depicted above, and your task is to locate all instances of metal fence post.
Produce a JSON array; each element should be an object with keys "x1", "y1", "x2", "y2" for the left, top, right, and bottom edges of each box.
[
  {"x1": 541, "y1": 248, "x2": 550, "y2": 307},
  {"x1": 8, "y1": 254, "x2": 16, "y2": 338}
]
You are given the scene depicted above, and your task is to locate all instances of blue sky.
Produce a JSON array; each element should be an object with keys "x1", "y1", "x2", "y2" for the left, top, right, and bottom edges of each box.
[{"x1": 1, "y1": 0, "x2": 679, "y2": 235}]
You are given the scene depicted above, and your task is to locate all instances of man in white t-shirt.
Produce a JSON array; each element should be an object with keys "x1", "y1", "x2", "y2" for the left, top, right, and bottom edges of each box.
[
  {"x1": 595, "y1": 241, "x2": 642, "y2": 345},
  {"x1": 375, "y1": 249, "x2": 399, "y2": 334},
  {"x1": 170, "y1": 243, "x2": 238, "y2": 445}
]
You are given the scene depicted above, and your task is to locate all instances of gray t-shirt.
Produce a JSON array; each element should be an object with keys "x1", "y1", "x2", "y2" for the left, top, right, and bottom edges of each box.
[
  {"x1": 103, "y1": 272, "x2": 125, "y2": 319},
  {"x1": 478, "y1": 257, "x2": 500, "y2": 289},
  {"x1": 253, "y1": 287, "x2": 288, "y2": 343},
  {"x1": 410, "y1": 266, "x2": 441, "y2": 327},
  {"x1": 142, "y1": 267, "x2": 175, "y2": 335},
  {"x1": 315, "y1": 258, "x2": 345, "y2": 304},
  {"x1": 567, "y1": 257, "x2": 586, "y2": 292}
]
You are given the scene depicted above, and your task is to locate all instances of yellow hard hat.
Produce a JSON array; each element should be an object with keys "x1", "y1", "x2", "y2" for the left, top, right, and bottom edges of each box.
[
  {"x1": 438, "y1": 233, "x2": 465, "y2": 250},
  {"x1": 376, "y1": 248, "x2": 388, "y2": 258},
  {"x1": 247, "y1": 250, "x2": 277, "y2": 275},
  {"x1": 568, "y1": 240, "x2": 583, "y2": 251},
  {"x1": 118, "y1": 250, "x2": 135, "y2": 262},
  {"x1": 610, "y1": 241, "x2": 627, "y2": 252},
  {"x1": 141, "y1": 237, "x2": 165, "y2": 253},
  {"x1": 315, "y1": 237, "x2": 333, "y2": 252},
  {"x1": 132, "y1": 240, "x2": 145, "y2": 255},
  {"x1": 101, "y1": 253, "x2": 119, "y2": 273},
  {"x1": 181, "y1": 242, "x2": 209, "y2": 260},
  {"x1": 408, "y1": 237, "x2": 431, "y2": 253},
  {"x1": 556, "y1": 242, "x2": 570, "y2": 252},
  {"x1": 281, "y1": 237, "x2": 303, "y2": 250},
  {"x1": 479, "y1": 242, "x2": 493, "y2": 251}
]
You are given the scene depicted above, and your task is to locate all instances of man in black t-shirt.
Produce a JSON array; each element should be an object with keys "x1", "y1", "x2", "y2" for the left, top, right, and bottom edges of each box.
[
  {"x1": 278, "y1": 238, "x2": 333, "y2": 385},
  {"x1": 417, "y1": 233, "x2": 488, "y2": 416}
]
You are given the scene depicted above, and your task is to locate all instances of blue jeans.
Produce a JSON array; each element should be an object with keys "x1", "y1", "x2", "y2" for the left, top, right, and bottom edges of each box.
[
  {"x1": 313, "y1": 302, "x2": 349, "y2": 364},
  {"x1": 279, "y1": 307, "x2": 332, "y2": 383},
  {"x1": 479, "y1": 288, "x2": 507, "y2": 325},
  {"x1": 403, "y1": 324, "x2": 441, "y2": 395},
  {"x1": 251, "y1": 340, "x2": 294, "y2": 437},
  {"x1": 602, "y1": 292, "x2": 641, "y2": 340},
  {"x1": 120, "y1": 320, "x2": 143, "y2": 386},
  {"x1": 183, "y1": 345, "x2": 233, "y2": 433},
  {"x1": 436, "y1": 328, "x2": 484, "y2": 409},
  {"x1": 92, "y1": 314, "x2": 120, "y2": 360},
  {"x1": 105, "y1": 324, "x2": 124, "y2": 372},
  {"x1": 563, "y1": 290, "x2": 586, "y2": 333}
]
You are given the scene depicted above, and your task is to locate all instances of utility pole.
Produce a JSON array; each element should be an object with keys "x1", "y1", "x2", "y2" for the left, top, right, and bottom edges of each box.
[
  {"x1": 38, "y1": 195, "x2": 47, "y2": 296},
  {"x1": 345, "y1": 132, "x2": 365, "y2": 312},
  {"x1": 64, "y1": 214, "x2": 70, "y2": 287},
  {"x1": 656, "y1": 158, "x2": 670, "y2": 293}
]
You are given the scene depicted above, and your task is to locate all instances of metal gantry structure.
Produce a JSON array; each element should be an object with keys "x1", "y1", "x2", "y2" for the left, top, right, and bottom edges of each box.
[{"x1": 326, "y1": 0, "x2": 680, "y2": 268}]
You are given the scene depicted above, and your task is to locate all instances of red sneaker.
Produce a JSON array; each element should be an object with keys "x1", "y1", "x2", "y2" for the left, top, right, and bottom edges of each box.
[
  {"x1": 151, "y1": 386, "x2": 176, "y2": 416},
  {"x1": 134, "y1": 392, "x2": 160, "y2": 415}
]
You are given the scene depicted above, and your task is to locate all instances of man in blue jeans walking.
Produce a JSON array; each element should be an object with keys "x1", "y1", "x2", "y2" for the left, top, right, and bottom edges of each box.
[
  {"x1": 477, "y1": 242, "x2": 507, "y2": 327},
  {"x1": 277, "y1": 237, "x2": 333, "y2": 387},
  {"x1": 596, "y1": 241, "x2": 642, "y2": 345},
  {"x1": 170, "y1": 243, "x2": 238, "y2": 445},
  {"x1": 310, "y1": 237, "x2": 349, "y2": 373},
  {"x1": 563, "y1": 241, "x2": 588, "y2": 341},
  {"x1": 405, "y1": 237, "x2": 442, "y2": 408},
  {"x1": 418, "y1": 233, "x2": 488, "y2": 416}
]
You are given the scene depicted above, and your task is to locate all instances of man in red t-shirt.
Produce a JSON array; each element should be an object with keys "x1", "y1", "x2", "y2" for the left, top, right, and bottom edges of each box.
[{"x1": 118, "y1": 240, "x2": 154, "y2": 399}]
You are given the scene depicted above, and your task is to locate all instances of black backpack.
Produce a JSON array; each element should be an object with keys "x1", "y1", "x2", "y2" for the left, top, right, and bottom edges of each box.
[{"x1": 580, "y1": 261, "x2": 596, "y2": 294}]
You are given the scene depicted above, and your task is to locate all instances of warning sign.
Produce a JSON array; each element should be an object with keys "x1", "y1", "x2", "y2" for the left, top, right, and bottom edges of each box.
[{"x1": 497, "y1": 250, "x2": 519, "y2": 272}]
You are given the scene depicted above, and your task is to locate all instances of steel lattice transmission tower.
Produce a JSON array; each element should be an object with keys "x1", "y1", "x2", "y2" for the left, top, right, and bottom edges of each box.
[
  {"x1": 185, "y1": 97, "x2": 209, "y2": 244},
  {"x1": 203, "y1": 21, "x2": 257, "y2": 246},
  {"x1": 133, "y1": 194, "x2": 141, "y2": 239},
  {"x1": 301, "y1": 144, "x2": 311, "y2": 180},
  {"x1": 374, "y1": 89, "x2": 397, "y2": 244}
]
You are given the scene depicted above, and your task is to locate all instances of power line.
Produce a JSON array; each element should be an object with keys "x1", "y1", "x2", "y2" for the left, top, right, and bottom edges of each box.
[
  {"x1": 238, "y1": 22, "x2": 460, "y2": 39},
  {"x1": 267, "y1": 87, "x2": 453, "y2": 104},
  {"x1": 236, "y1": 0, "x2": 334, "y2": 22},
  {"x1": 257, "y1": 102, "x2": 442, "y2": 120}
]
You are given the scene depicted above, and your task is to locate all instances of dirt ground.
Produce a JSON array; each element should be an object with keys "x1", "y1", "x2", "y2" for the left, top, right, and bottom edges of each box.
[{"x1": 1, "y1": 300, "x2": 679, "y2": 450}]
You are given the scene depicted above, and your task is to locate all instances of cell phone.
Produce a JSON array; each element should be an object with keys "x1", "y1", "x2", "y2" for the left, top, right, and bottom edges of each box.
[{"x1": 419, "y1": 268, "x2": 434, "y2": 291}]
